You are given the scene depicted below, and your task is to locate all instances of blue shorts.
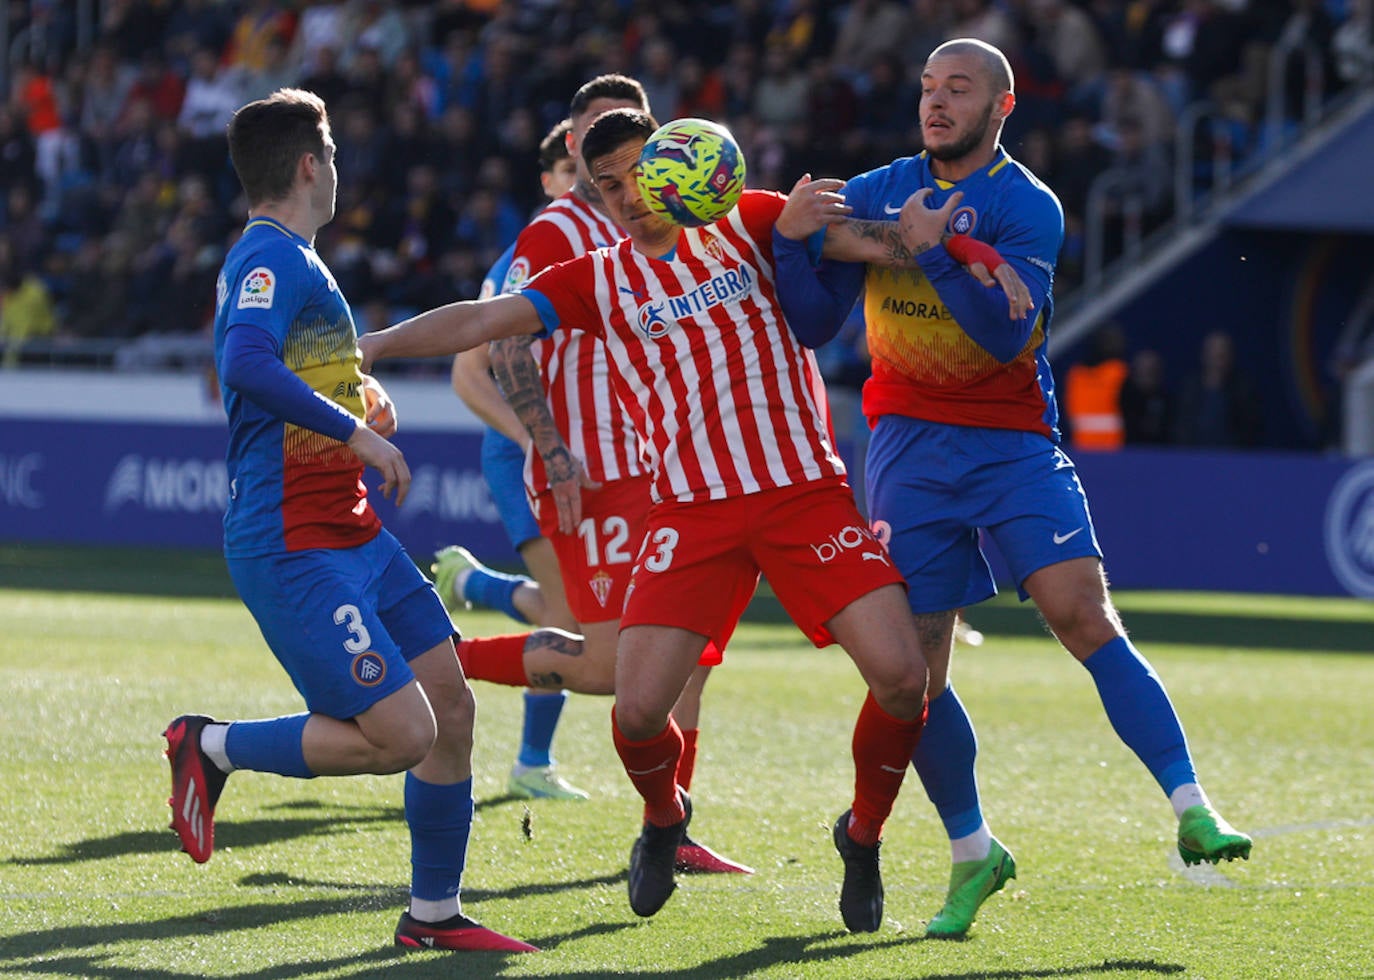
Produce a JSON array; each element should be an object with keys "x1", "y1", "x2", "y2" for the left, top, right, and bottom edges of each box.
[
  {"x1": 227, "y1": 529, "x2": 456, "y2": 719},
  {"x1": 480, "y1": 427, "x2": 540, "y2": 551},
  {"x1": 866, "y1": 416, "x2": 1102, "y2": 614}
]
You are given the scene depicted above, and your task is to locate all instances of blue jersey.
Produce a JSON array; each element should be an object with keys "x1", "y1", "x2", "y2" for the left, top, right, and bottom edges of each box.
[
  {"x1": 480, "y1": 242, "x2": 515, "y2": 300},
  {"x1": 213, "y1": 217, "x2": 378, "y2": 557},
  {"x1": 841, "y1": 148, "x2": 1064, "y2": 438}
]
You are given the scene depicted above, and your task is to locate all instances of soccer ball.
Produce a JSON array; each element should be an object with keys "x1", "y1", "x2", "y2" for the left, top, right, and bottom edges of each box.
[{"x1": 636, "y1": 118, "x2": 747, "y2": 228}]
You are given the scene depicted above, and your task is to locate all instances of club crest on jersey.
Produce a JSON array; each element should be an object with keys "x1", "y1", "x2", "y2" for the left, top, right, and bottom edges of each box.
[
  {"x1": 948, "y1": 206, "x2": 978, "y2": 236},
  {"x1": 237, "y1": 267, "x2": 276, "y2": 309},
  {"x1": 703, "y1": 235, "x2": 726, "y2": 262},
  {"x1": 351, "y1": 651, "x2": 386, "y2": 686},
  {"x1": 635, "y1": 300, "x2": 669, "y2": 339},
  {"x1": 589, "y1": 570, "x2": 614, "y2": 607},
  {"x1": 503, "y1": 256, "x2": 532, "y2": 292}
]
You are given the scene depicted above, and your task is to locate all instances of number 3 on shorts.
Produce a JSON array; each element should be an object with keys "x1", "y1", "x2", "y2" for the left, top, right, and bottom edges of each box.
[
  {"x1": 640, "y1": 526, "x2": 679, "y2": 573},
  {"x1": 334, "y1": 603, "x2": 373, "y2": 654}
]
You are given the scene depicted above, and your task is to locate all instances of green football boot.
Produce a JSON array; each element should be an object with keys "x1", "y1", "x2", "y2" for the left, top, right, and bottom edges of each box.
[
  {"x1": 925, "y1": 838, "x2": 1016, "y2": 939},
  {"x1": 1177, "y1": 805, "x2": 1252, "y2": 865},
  {"x1": 508, "y1": 765, "x2": 590, "y2": 801},
  {"x1": 430, "y1": 545, "x2": 478, "y2": 614}
]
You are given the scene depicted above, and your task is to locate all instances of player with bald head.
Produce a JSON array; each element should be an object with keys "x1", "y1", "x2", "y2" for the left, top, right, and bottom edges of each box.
[{"x1": 773, "y1": 36, "x2": 1252, "y2": 940}]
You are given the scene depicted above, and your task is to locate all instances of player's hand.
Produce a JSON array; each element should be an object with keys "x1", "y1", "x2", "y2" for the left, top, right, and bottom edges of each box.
[
  {"x1": 361, "y1": 374, "x2": 397, "y2": 437},
  {"x1": 347, "y1": 424, "x2": 411, "y2": 506},
  {"x1": 776, "y1": 174, "x2": 851, "y2": 240},
  {"x1": 964, "y1": 261, "x2": 1035, "y2": 321},
  {"x1": 544, "y1": 447, "x2": 599, "y2": 535},
  {"x1": 357, "y1": 333, "x2": 381, "y2": 374},
  {"x1": 899, "y1": 188, "x2": 962, "y2": 254}
]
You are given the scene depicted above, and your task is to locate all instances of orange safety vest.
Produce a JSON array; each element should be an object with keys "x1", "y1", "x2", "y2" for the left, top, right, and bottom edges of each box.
[{"x1": 1064, "y1": 359, "x2": 1128, "y2": 450}]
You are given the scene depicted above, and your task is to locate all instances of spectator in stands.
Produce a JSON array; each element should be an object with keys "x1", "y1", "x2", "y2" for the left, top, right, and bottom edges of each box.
[
  {"x1": 1175, "y1": 330, "x2": 1264, "y2": 447},
  {"x1": 753, "y1": 44, "x2": 811, "y2": 131},
  {"x1": 1064, "y1": 323, "x2": 1129, "y2": 452},
  {"x1": 177, "y1": 47, "x2": 242, "y2": 179},
  {"x1": 61, "y1": 234, "x2": 133, "y2": 340},
  {"x1": 1026, "y1": 0, "x2": 1109, "y2": 99},
  {"x1": 1120, "y1": 348, "x2": 1176, "y2": 445},
  {"x1": 1, "y1": 262, "x2": 57, "y2": 369},
  {"x1": 831, "y1": 0, "x2": 913, "y2": 82},
  {"x1": 0, "y1": 106, "x2": 40, "y2": 212}
]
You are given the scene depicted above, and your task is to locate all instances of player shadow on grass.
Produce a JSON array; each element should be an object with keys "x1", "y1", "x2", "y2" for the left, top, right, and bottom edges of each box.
[
  {"x1": 6, "y1": 800, "x2": 404, "y2": 866},
  {"x1": 0, "y1": 894, "x2": 612, "y2": 980}
]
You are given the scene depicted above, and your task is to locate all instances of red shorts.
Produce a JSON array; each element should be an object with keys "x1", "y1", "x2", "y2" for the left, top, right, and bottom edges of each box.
[
  {"x1": 621, "y1": 479, "x2": 904, "y2": 649},
  {"x1": 534, "y1": 474, "x2": 651, "y2": 625}
]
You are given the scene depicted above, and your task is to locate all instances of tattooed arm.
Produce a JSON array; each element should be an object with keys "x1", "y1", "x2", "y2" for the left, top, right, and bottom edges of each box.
[{"x1": 488, "y1": 334, "x2": 596, "y2": 535}]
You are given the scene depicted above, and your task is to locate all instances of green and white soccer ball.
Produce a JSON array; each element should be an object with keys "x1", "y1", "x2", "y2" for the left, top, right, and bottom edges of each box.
[{"x1": 636, "y1": 118, "x2": 747, "y2": 228}]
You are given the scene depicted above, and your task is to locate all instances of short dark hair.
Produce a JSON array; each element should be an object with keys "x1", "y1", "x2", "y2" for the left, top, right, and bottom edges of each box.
[
  {"x1": 569, "y1": 74, "x2": 649, "y2": 120},
  {"x1": 228, "y1": 88, "x2": 329, "y2": 205},
  {"x1": 581, "y1": 108, "x2": 658, "y2": 171},
  {"x1": 539, "y1": 118, "x2": 573, "y2": 172}
]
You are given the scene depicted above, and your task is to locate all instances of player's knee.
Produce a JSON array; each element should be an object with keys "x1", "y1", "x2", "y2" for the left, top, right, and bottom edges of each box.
[
  {"x1": 377, "y1": 712, "x2": 440, "y2": 773},
  {"x1": 869, "y1": 665, "x2": 929, "y2": 721},
  {"x1": 613, "y1": 698, "x2": 669, "y2": 742}
]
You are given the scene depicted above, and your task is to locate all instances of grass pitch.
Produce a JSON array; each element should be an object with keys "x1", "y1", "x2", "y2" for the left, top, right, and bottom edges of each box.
[{"x1": 0, "y1": 545, "x2": 1371, "y2": 979}]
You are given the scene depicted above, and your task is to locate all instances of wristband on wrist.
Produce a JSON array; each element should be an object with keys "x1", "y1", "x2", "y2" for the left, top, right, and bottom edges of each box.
[{"x1": 945, "y1": 234, "x2": 1006, "y2": 273}]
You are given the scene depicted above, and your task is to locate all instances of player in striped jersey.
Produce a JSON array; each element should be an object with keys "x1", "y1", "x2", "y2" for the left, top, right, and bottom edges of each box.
[
  {"x1": 162, "y1": 89, "x2": 533, "y2": 953},
  {"x1": 358, "y1": 107, "x2": 1020, "y2": 930},
  {"x1": 773, "y1": 38, "x2": 1253, "y2": 939},
  {"x1": 446, "y1": 76, "x2": 750, "y2": 873}
]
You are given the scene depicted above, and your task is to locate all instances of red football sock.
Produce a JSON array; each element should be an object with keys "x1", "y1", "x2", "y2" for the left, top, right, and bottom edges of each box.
[
  {"x1": 611, "y1": 707, "x2": 685, "y2": 827},
  {"x1": 848, "y1": 691, "x2": 927, "y2": 846},
  {"x1": 677, "y1": 727, "x2": 699, "y2": 792},
  {"x1": 454, "y1": 634, "x2": 530, "y2": 687}
]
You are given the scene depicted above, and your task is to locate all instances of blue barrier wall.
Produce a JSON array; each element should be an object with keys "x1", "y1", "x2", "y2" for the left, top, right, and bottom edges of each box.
[{"x1": 2, "y1": 415, "x2": 1372, "y2": 598}]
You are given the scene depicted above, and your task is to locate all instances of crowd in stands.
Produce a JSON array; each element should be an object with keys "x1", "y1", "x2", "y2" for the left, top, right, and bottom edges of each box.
[{"x1": 0, "y1": 0, "x2": 1368, "y2": 371}]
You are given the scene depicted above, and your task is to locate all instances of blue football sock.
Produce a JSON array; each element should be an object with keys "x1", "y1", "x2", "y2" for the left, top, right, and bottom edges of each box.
[
  {"x1": 1083, "y1": 636, "x2": 1197, "y2": 795},
  {"x1": 223, "y1": 713, "x2": 314, "y2": 778},
  {"x1": 517, "y1": 690, "x2": 567, "y2": 768},
  {"x1": 405, "y1": 773, "x2": 472, "y2": 902},
  {"x1": 911, "y1": 686, "x2": 984, "y2": 840},
  {"x1": 464, "y1": 565, "x2": 532, "y2": 625}
]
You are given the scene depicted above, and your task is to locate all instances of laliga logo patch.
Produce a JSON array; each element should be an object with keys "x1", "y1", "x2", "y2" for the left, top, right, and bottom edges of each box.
[
  {"x1": 638, "y1": 301, "x2": 671, "y2": 339},
  {"x1": 949, "y1": 206, "x2": 978, "y2": 236},
  {"x1": 237, "y1": 267, "x2": 276, "y2": 309},
  {"x1": 589, "y1": 570, "x2": 614, "y2": 608},
  {"x1": 1324, "y1": 461, "x2": 1374, "y2": 597},
  {"x1": 503, "y1": 256, "x2": 532, "y2": 293},
  {"x1": 351, "y1": 651, "x2": 387, "y2": 687}
]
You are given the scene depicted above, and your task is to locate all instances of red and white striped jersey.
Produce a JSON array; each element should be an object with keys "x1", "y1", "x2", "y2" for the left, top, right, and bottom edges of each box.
[
  {"x1": 501, "y1": 192, "x2": 647, "y2": 494},
  {"x1": 521, "y1": 190, "x2": 844, "y2": 505}
]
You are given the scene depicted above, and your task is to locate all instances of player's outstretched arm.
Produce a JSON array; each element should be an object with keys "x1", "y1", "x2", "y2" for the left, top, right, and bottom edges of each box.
[{"x1": 358, "y1": 294, "x2": 539, "y2": 372}]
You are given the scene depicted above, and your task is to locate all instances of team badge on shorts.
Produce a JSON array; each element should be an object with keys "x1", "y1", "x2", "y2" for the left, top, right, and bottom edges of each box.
[
  {"x1": 589, "y1": 569, "x2": 614, "y2": 608},
  {"x1": 351, "y1": 651, "x2": 386, "y2": 687}
]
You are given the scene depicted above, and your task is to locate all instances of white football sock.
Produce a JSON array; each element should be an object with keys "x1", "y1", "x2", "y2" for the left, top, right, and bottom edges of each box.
[
  {"x1": 950, "y1": 821, "x2": 993, "y2": 863},
  {"x1": 200, "y1": 723, "x2": 234, "y2": 773},
  {"x1": 1170, "y1": 782, "x2": 1210, "y2": 818}
]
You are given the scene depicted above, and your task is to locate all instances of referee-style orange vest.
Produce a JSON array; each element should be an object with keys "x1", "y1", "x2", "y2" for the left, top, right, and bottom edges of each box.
[{"x1": 1065, "y1": 359, "x2": 1128, "y2": 451}]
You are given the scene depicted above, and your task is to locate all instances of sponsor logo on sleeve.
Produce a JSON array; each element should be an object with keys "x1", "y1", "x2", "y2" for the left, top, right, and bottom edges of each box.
[
  {"x1": 502, "y1": 256, "x2": 532, "y2": 293},
  {"x1": 237, "y1": 267, "x2": 276, "y2": 309}
]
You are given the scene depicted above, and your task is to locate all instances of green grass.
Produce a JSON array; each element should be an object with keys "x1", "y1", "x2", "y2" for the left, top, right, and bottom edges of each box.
[{"x1": 1, "y1": 548, "x2": 1372, "y2": 979}]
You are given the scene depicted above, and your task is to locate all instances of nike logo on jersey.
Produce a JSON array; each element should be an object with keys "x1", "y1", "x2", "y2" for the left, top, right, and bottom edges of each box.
[
  {"x1": 883, "y1": 202, "x2": 903, "y2": 215},
  {"x1": 1053, "y1": 528, "x2": 1084, "y2": 545}
]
